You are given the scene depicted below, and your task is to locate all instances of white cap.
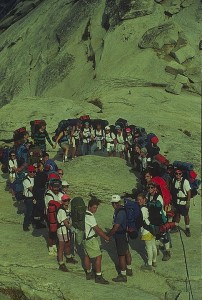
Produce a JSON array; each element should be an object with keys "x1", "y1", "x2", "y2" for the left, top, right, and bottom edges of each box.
[
  {"x1": 105, "y1": 126, "x2": 110, "y2": 130},
  {"x1": 62, "y1": 180, "x2": 69, "y2": 186},
  {"x1": 147, "y1": 157, "x2": 151, "y2": 162},
  {"x1": 111, "y1": 194, "x2": 121, "y2": 203}
]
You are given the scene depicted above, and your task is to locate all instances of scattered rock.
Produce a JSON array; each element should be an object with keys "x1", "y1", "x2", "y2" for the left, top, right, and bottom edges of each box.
[
  {"x1": 165, "y1": 82, "x2": 183, "y2": 95},
  {"x1": 175, "y1": 74, "x2": 189, "y2": 86},
  {"x1": 171, "y1": 44, "x2": 195, "y2": 64},
  {"x1": 165, "y1": 61, "x2": 186, "y2": 75},
  {"x1": 118, "y1": 0, "x2": 155, "y2": 20},
  {"x1": 183, "y1": 130, "x2": 192, "y2": 137},
  {"x1": 138, "y1": 22, "x2": 179, "y2": 50},
  {"x1": 181, "y1": 0, "x2": 194, "y2": 8},
  {"x1": 164, "y1": 0, "x2": 181, "y2": 16}
]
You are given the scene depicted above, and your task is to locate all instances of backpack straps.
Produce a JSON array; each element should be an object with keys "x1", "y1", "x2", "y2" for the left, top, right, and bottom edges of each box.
[{"x1": 85, "y1": 211, "x2": 98, "y2": 240}]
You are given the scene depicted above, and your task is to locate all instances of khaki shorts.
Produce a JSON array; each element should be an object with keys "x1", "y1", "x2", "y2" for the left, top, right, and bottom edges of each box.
[{"x1": 83, "y1": 237, "x2": 101, "y2": 258}]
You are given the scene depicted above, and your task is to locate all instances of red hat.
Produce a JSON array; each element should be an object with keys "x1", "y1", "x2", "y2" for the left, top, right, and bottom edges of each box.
[
  {"x1": 61, "y1": 194, "x2": 71, "y2": 202},
  {"x1": 27, "y1": 165, "x2": 36, "y2": 172},
  {"x1": 151, "y1": 136, "x2": 159, "y2": 144}
]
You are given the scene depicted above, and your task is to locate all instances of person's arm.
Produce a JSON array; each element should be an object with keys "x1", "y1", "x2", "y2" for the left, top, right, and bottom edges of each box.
[
  {"x1": 93, "y1": 225, "x2": 110, "y2": 241},
  {"x1": 45, "y1": 131, "x2": 54, "y2": 147},
  {"x1": 55, "y1": 131, "x2": 64, "y2": 145},
  {"x1": 63, "y1": 218, "x2": 71, "y2": 229},
  {"x1": 108, "y1": 223, "x2": 120, "y2": 237}
]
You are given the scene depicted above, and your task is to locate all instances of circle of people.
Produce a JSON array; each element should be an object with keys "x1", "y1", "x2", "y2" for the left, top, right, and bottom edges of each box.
[{"x1": 1, "y1": 116, "x2": 200, "y2": 284}]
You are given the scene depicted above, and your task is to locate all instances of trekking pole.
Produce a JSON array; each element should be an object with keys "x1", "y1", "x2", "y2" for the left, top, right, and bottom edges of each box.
[
  {"x1": 179, "y1": 228, "x2": 194, "y2": 300},
  {"x1": 72, "y1": 232, "x2": 77, "y2": 256}
]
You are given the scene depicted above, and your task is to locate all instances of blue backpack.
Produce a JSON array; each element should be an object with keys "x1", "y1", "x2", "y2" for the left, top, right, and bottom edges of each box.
[{"x1": 124, "y1": 198, "x2": 143, "y2": 239}]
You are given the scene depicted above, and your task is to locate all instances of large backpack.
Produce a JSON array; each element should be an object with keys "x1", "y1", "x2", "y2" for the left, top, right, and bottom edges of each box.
[
  {"x1": 0, "y1": 146, "x2": 11, "y2": 173},
  {"x1": 47, "y1": 200, "x2": 61, "y2": 233},
  {"x1": 52, "y1": 120, "x2": 70, "y2": 142},
  {"x1": 91, "y1": 119, "x2": 109, "y2": 130},
  {"x1": 11, "y1": 173, "x2": 29, "y2": 201},
  {"x1": 122, "y1": 198, "x2": 143, "y2": 239},
  {"x1": 115, "y1": 118, "x2": 128, "y2": 129},
  {"x1": 151, "y1": 176, "x2": 172, "y2": 207},
  {"x1": 13, "y1": 127, "x2": 26, "y2": 143},
  {"x1": 147, "y1": 193, "x2": 167, "y2": 226},
  {"x1": 71, "y1": 197, "x2": 86, "y2": 231},
  {"x1": 30, "y1": 120, "x2": 45, "y2": 139},
  {"x1": 173, "y1": 161, "x2": 201, "y2": 198}
]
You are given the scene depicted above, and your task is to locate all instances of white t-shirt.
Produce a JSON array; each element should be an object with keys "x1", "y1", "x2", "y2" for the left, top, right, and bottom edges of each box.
[
  {"x1": 23, "y1": 176, "x2": 34, "y2": 198},
  {"x1": 174, "y1": 178, "x2": 191, "y2": 198},
  {"x1": 105, "y1": 132, "x2": 116, "y2": 143},
  {"x1": 93, "y1": 129, "x2": 104, "y2": 141},
  {"x1": 140, "y1": 206, "x2": 151, "y2": 236},
  {"x1": 8, "y1": 159, "x2": 18, "y2": 174},
  {"x1": 82, "y1": 128, "x2": 92, "y2": 144},
  {"x1": 57, "y1": 208, "x2": 71, "y2": 235},
  {"x1": 45, "y1": 190, "x2": 63, "y2": 209},
  {"x1": 116, "y1": 133, "x2": 124, "y2": 144},
  {"x1": 85, "y1": 210, "x2": 97, "y2": 239}
]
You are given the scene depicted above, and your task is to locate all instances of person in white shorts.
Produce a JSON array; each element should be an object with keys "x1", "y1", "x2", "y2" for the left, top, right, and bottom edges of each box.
[
  {"x1": 57, "y1": 194, "x2": 77, "y2": 272},
  {"x1": 115, "y1": 125, "x2": 125, "y2": 159}
]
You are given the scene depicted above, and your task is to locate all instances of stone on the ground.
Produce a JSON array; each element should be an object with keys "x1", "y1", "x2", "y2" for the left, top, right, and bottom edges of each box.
[
  {"x1": 165, "y1": 61, "x2": 186, "y2": 75},
  {"x1": 171, "y1": 45, "x2": 195, "y2": 64},
  {"x1": 176, "y1": 74, "x2": 189, "y2": 86},
  {"x1": 164, "y1": 0, "x2": 181, "y2": 15},
  {"x1": 165, "y1": 82, "x2": 183, "y2": 95},
  {"x1": 138, "y1": 22, "x2": 179, "y2": 49},
  {"x1": 118, "y1": 0, "x2": 155, "y2": 20}
]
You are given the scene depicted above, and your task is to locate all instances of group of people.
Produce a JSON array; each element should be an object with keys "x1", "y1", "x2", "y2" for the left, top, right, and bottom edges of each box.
[{"x1": 0, "y1": 117, "x2": 198, "y2": 285}]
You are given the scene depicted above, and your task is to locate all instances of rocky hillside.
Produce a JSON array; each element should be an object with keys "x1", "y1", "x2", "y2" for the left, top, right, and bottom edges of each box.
[{"x1": 0, "y1": 0, "x2": 201, "y2": 107}]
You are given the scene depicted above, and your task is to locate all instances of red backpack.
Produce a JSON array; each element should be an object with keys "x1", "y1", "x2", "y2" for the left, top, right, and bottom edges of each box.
[
  {"x1": 151, "y1": 176, "x2": 172, "y2": 207},
  {"x1": 47, "y1": 200, "x2": 61, "y2": 233}
]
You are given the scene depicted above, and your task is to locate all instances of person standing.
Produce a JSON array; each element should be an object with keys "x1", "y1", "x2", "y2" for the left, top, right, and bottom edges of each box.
[
  {"x1": 83, "y1": 198, "x2": 109, "y2": 284},
  {"x1": 115, "y1": 125, "x2": 125, "y2": 159},
  {"x1": 104, "y1": 126, "x2": 116, "y2": 157},
  {"x1": 137, "y1": 193, "x2": 157, "y2": 271},
  {"x1": 171, "y1": 169, "x2": 191, "y2": 237},
  {"x1": 108, "y1": 195, "x2": 133, "y2": 283},
  {"x1": 22, "y1": 165, "x2": 36, "y2": 231},
  {"x1": 57, "y1": 194, "x2": 77, "y2": 272},
  {"x1": 33, "y1": 121, "x2": 54, "y2": 153}
]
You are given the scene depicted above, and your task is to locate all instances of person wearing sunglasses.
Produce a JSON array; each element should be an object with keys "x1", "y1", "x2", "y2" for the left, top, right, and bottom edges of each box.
[
  {"x1": 171, "y1": 169, "x2": 191, "y2": 237},
  {"x1": 146, "y1": 183, "x2": 170, "y2": 262},
  {"x1": 22, "y1": 165, "x2": 36, "y2": 231},
  {"x1": 8, "y1": 151, "x2": 18, "y2": 199}
]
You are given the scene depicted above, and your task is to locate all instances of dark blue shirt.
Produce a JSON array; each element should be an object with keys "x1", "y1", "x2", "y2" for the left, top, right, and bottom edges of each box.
[
  {"x1": 113, "y1": 207, "x2": 127, "y2": 237},
  {"x1": 44, "y1": 159, "x2": 58, "y2": 172}
]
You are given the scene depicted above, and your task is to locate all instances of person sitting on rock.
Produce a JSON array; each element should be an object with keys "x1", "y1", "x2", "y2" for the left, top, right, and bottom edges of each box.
[{"x1": 57, "y1": 194, "x2": 78, "y2": 272}]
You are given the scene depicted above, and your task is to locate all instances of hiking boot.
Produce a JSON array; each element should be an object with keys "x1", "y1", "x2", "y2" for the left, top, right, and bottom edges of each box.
[
  {"x1": 59, "y1": 263, "x2": 69, "y2": 272},
  {"x1": 126, "y1": 268, "x2": 133, "y2": 276},
  {"x1": 141, "y1": 265, "x2": 153, "y2": 272},
  {"x1": 35, "y1": 222, "x2": 46, "y2": 229},
  {"x1": 86, "y1": 271, "x2": 94, "y2": 280},
  {"x1": 152, "y1": 262, "x2": 157, "y2": 267},
  {"x1": 185, "y1": 228, "x2": 191, "y2": 237},
  {"x1": 112, "y1": 274, "x2": 127, "y2": 283},
  {"x1": 23, "y1": 226, "x2": 30, "y2": 232},
  {"x1": 66, "y1": 257, "x2": 78, "y2": 264},
  {"x1": 162, "y1": 251, "x2": 171, "y2": 261},
  {"x1": 95, "y1": 275, "x2": 109, "y2": 285}
]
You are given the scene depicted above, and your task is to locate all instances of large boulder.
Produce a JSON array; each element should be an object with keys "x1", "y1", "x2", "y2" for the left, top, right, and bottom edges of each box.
[
  {"x1": 165, "y1": 61, "x2": 186, "y2": 75},
  {"x1": 118, "y1": 0, "x2": 155, "y2": 20},
  {"x1": 138, "y1": 22, "x2": 180, "y2": 50},
  {"x1": 171, "y1": 44, "x2": 195, "y2": 64},
  {"x1": 165, "y1": 81, "x2": 183, "y2": 95}
]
